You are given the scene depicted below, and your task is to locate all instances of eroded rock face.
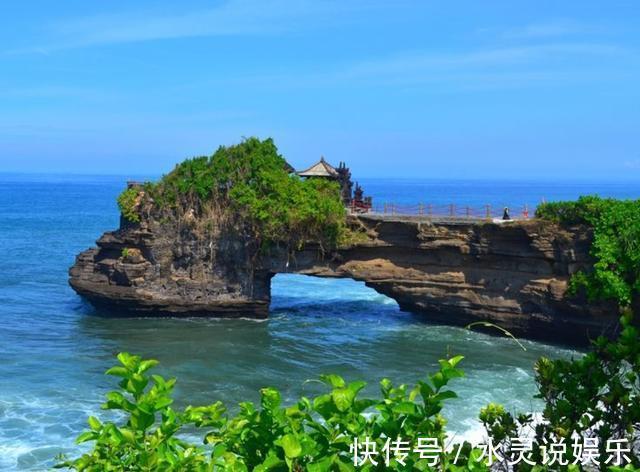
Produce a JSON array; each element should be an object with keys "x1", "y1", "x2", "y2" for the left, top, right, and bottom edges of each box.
[
  {"x1": 69, "y1": 214, "x2": 618, "y2": 343},
  {"x1": 70, "y1": 214, "x2": 271, "y2": 317}
]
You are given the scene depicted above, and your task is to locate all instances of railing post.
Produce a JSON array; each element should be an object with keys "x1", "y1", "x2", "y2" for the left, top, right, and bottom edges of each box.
[
  {"x1": 466, "y1": 206, "x2": 470, "y2": 218},
  {"x1": 485, "y1": 204, "x2": 491, "y2": 219},
  {"x1": 449, "y1": 204, "x2": 454, "y2": 217},
  {"x1": 418, "y1": 203, "x2": 424, "y2": 215},
  {"x1": 428, "y1": 204, "x2": 432, "y2": 217}
]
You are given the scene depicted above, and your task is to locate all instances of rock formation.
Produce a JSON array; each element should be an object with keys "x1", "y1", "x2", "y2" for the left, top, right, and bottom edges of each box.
[{"x1": 69, "y1": 209, "x2": 619, "y2": 344}]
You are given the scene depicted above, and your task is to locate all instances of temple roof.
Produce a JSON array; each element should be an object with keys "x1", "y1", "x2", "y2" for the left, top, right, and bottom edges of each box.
[{"x1": 296, "y1": 156, "x2": 339, "y2": 178}]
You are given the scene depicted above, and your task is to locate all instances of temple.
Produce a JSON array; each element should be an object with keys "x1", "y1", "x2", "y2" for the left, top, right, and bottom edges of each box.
[
  {"x1": 296, "y1": 156, "x2": 339, "y2": 179},
  {"x1": 296, "y1": 157, "x2": 371, "y2": 212}
]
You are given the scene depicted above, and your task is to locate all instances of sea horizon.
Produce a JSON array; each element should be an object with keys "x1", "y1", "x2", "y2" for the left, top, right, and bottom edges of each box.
[{"x1": 3, "y1": 170, "x2": 640, "y2": 183}]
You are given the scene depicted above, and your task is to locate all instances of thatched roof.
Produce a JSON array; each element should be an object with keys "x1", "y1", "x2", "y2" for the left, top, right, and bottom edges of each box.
[{"x1": 296, "y1": 157, "x2": 339, "y2": 178}]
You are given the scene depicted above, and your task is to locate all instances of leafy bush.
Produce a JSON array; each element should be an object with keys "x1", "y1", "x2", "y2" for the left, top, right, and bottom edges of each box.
[
  {"x1": 136, "y1": 138, "x2": 347, "y2": 252},
  {"x1": 534, "y1": 195, "x2": 605, "y2": 225},
  {"x1": 481, "y1": 312, "x2": 640, "y2": 471},
  {"x1": 117, "y1": 188, "x2": 142, "y2": 223},
  {"x1": 536, "y1": 196, "x2": 640, "y2": 307},
  {"x1": 58, "y1": 314, "x2": 640, "y2": 471},
  {"x1": 57, "y1": 353, "x2": 481, "y2": 471}
]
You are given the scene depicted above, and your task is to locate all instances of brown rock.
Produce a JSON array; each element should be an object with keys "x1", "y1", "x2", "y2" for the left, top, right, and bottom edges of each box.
[{"x1": 69, "y1": 213, "x2": 618, "y2": 344}]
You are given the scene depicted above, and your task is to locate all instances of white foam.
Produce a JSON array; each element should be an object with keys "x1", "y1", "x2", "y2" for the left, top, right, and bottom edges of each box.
[{"x1": 0, "y1": 443, "x2": 34, "y2": 470}]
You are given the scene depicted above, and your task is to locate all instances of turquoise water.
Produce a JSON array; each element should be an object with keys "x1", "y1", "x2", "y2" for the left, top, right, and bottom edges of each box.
[{"x1": 1, "y1": 175, "x2": 639, "y2": 470}]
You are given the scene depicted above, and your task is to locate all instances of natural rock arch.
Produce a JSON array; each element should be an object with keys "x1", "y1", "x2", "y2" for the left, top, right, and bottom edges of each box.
[{"x1": 70, "y1": 214, "x2": 615, "y2": 344}]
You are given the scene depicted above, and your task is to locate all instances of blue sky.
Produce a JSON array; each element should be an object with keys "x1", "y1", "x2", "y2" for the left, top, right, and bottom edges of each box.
[{"x1": 1, "y1": 0, "x2": 639, "y2": 179}]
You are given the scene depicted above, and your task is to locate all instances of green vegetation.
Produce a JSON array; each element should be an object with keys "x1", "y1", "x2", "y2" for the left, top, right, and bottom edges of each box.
[
  {"x1": 481, "y1": 312, "x2": 640, "y2": 471},
  {"x1": 337, "y1": 227, "x2": 371, "y2": 248},
  {"x1": 116, "y1": 138, "x2": 348, "y2": 252},
  {"x1": 118, "y1": 188, "x2": 142, "y2": 223},
  {"x1": 57, "y1": 313, "x2": 639, "y2": 471},
  {"x1": 57, "y1": 352, "x2": 474, "y2": 471},
  {"x1": 536, "y1": 196, "x2": 640, "y2": 307}
]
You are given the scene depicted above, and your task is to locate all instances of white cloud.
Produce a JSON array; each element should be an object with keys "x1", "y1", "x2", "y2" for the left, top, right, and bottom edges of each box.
[
  {"x1": 0, "y1": 86, "x2": 109, "y2": 100},
  {"x1": 309, "y1": 42, "x2": 632, "y2": 90},
  {"x1": 623, "y1": 159, "x2": 640, "y2": 170},
  {"x1": 171, "y1": 41, "x2": 634, "y2": 92},
  {"x1": 503, "y1": 19, "x2": 597, "y2": 39},
  {"x1": 7, "y1": 0, "x2": 376, "y2": 53},
  {"x1": 344, "y1": 43, "x2": 625, "y2": 77}
]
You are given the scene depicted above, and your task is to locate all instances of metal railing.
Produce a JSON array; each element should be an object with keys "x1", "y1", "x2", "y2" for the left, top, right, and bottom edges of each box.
[{"x1": 358, "y1": 203, "x2": 532, "y2": 220}]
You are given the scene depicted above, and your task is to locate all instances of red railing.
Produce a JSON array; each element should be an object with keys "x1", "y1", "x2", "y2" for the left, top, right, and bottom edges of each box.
[
  {"x1": 349, "y1": 200, "x2": 373, "y2": 213},
  {"x1": 352, "y1": 203, "x2": 532, "y2": 220}
]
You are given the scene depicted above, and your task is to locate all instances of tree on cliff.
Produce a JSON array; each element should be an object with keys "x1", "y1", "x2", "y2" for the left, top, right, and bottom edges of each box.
[
  {"x1": 536, "y1": 196, "x2": 640, "y2": 310},
  {"x1": 117, "y1": 137, "x2": 349, "y2": 254}
]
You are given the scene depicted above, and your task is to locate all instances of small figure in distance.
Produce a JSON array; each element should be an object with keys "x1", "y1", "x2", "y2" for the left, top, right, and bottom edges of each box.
[{"x1": 502, "y1": 207, "x2": 511, "y2": 220}]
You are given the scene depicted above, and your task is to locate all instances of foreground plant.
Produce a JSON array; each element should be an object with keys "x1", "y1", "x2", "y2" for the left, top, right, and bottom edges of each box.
[
  {"x1": 481, "y1": 312, "x2": 640, "y2": 471},
  {"x1": 56, "y1": 353, "x2": 481, "y2": 471},
  {"x1": 55, "y1": 353, "x2": 208, "y2": 471},
  {"x1": 57, "y1": 311, "x2": 640, "y2": 471}
]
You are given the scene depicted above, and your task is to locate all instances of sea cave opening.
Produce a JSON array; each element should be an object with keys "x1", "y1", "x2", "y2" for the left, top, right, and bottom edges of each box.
[{"x1": 269, "y1": 273, "x2": 400, "y2": 316}]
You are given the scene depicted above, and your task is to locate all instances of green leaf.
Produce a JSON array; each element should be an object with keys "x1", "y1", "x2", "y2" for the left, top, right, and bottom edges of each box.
[
  {"x1": 431, "y1": 372, "x2": 446, "y2": 389},
  {"x1": 105, "y1": 366, "x2": 129, "y2": 378},
  {"x1": 281, "y1": 433, "x2": 302, "y2": 458},
  {"x1": 313, "y1": 394, "x2": 335, "y2": 417},
  {"x1": 307, "y1": 457, "x2": 333, "y2": 472},
  {"x1": 332, "y1": 388, "x2": 356, "y2": 412},
  {"x1": 434, "y1": 390, "x2": 458, "y2": 402},
  {"x1": 76, "y1": 431, "x2": 96, "y2": 444},
  {"x1": 260, "y1": 387, "x2": 281, "y2": 410},
  {"x1": 155, "y1": 396, "x2": 174, "y2": 410},
  {"x1": 87, "y1": 416, "x2": 101, "y2": 431},
  {"x1": 120, "y1": 428, "x2": 135, "y2": 443},
  {"x1": 117, "y1": 352, "x2": 138, "y2": 369},
  {"x1": 449, "y1": 355, "x2": 464, "y2": 367},
  {"x1": 347, "y1": 380, "x2": 366, "y2": 395},
  {"x1": 392, "y1": 401, "x2": 417, "y2": 415},
  {"x1": 139, "y1": 359, "x2": 159, "y2": 373},
  {"x1": 257, "y1": 453, "x2": 285, "y2": 470},
  {"x1": 320, "y1": 374, "x2": 345, "y2": 388},
  {"x1": 380, "y1": 378, "x2": 393, "y2": 395}
]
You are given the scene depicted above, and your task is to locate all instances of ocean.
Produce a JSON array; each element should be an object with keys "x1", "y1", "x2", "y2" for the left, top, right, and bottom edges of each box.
[{"x1": 1, "y1": 174, "x2": 638, "y2": 470}]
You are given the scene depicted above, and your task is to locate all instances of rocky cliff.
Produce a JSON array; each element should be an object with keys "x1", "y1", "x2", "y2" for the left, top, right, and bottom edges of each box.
[{"x1": 70, "y1": 213, "x2": 618, "y2": 344}]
